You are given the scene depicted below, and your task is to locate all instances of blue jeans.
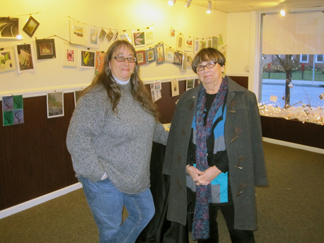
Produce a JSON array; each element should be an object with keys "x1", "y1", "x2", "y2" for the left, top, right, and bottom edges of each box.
[{"x1": 79, "y1": 175, "x2": 155, "y2": 243}]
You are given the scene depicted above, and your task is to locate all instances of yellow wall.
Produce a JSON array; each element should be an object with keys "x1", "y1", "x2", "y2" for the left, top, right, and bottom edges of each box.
[{"x1": 0, "y1": 0, "x2": 228, "y2": 97}]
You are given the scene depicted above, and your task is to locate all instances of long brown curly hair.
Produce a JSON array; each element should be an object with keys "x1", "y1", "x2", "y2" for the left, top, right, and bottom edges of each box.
[{"x1": 82, "y1": 40, "x2": 158, "y2": 120}]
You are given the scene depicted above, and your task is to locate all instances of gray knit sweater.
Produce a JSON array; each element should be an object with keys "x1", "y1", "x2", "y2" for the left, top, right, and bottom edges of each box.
[{"x1": 66, "y1": 82, "x2": 168, "y2": 194}]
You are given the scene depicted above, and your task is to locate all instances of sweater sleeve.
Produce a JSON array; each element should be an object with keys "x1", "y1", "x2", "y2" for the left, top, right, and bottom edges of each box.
[
  {"x1": 153, "y1": 121, "x2": 169, "y2": 145},
  {"x1": 66, "y1": 90, "x2": 107, "y2": 182}
]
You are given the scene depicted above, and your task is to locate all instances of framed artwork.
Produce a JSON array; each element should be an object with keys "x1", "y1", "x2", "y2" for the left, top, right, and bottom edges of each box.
[
  {"x1": 22, "y1": 16, "x2": 40, "y2": 38},
  {"x1": 171, "y1": 79, "x2": 179, "y2": 97},
  {"x1": 2, "y1": 95, "x2": 24, "y2": 126},
  {"x1": 35, "y1": 39, "x2": 56, "y2": 59},
  {"x1": 62, "y1": 43, "x2": 78, "y2": 67},
  {"x1": 186, "y1": 78, "x2": 195, "y2": 90},
  {"x1": 176, "y1": 34, "x2": 184, "y2": 51},
  {"x1": 47, "y1": 92, "x2": 64, "y2": 118},
  {"x1": 194, "y1": 39, "x2": 199, "y2": 53},
  {"x1": 165, "y1": 48, "x2": 174, "y2": 63},
  {"x1": 136, "y1": 50, "x2": 146, "y2": 66},
  {"x1": 185, "y1": 37, "x2": 193, "y2": 52},
  {"x1": 106, "y1": 30, "x2": 114, "y2": 42},
  {"x1": 207, "y1": 38, "x2": 212, "y2": 48},
  {"x1": 187, "y1": 54, "x2": 193, "y2": 68},
  {"x1": 146, "y1": 31, "x2": 154, "y2": 45},
  {"x1": 199, "y1": 40, "x2": 207, "y2": 50},
  {"x1": 80, "y1": 50, "x2": 95, "y2": 68},
  {"x1": 15, "y1": 43, "x2": 35, "y2": 73},
  {"x1": 69, "y1": 20, "x2": 87, "y2": 46},
  {"x1": 95, "y1": 51, "x2": 105, "y2": 75},
  {"x1": 113, "y1": 31, "x2": 119, "y2": 41},
  {"x1": 155, "y1": 81, "x2": 162, "y2": 90},
  {"x1": 0, "y1": 17, "x2": 19, "y2": 38},
  {"x1": 145, "y1": 47, "x2": 156, "y2": 64},
  {"x1": 0, "y1": 47, "x2": 17, "y2": 73},
  {"x1": 212, "y1": 36, "x2": 218, "y2": 49},
  {"x1": 132, "y1": 31, "x2": 145, "y2": 47},
  {"x1": 99, "y1": 29, "x2": 107, "y2": 41},
  {"x1": 119, "y1": 32, "x2": 132, "y2": 43},
  {"x1": 155, "y1": 43, "x2": 165, "y2": 65},
  {"x1": 173, "y1": 52, "x2": 182, "y2": 66},
  {"x1": 170, "y1": 28, "x2": 175, "y2": 37},
  {"x1": 181, "y1": 53, "x2": 187, "y2": 71},
  {"x1": 88, "y1": 26, "x2": 100, "y2": 49}
]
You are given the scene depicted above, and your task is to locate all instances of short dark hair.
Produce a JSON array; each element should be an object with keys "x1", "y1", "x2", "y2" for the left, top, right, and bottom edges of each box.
[{"x1": 192, "y1": 48, "x2": 226, "y2": 73}]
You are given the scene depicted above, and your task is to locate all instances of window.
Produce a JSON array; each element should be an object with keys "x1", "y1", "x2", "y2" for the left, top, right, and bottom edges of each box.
[
  {"x1": 300, "y1": 54, "x2": 309, "y2": 63},
  {"x1": 315, "y1": 55, "x2": 324, "y2": 63}
]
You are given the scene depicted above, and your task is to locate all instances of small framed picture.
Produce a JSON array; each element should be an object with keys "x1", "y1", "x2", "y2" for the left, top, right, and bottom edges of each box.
[
  {"x1": 207, "y1": 38, "x2": 212, "y2": 48},
  {"x1": 136, "y1": 50, "x2": 146, "y2": 66},
  {"x1": 186, "y1": 78, "x2": 195, "y2": 90},
  {"x1": 95, "y1": 51, "x2": 105, "y2": 75},
  {"x1": 194, "y1": 39, "x2": 199, "y2": 53},
  {"x1": 170, "y1": 28, "x2": 175, "y2": 37},
  {"x1": 132, "y1": 31, "x2": 146, "y2": 47},
  {"x1": 155, "y1": 81, "x2": 162, "y2": 90},
  {"x1": 62, "y1": 43, "x2": 78, "y2": 67},
  {"x1": 87, "y1": 26, "x2": 100, "y2": 49},
  {"x1": 165, "y1": 48, "x2": 174, "y2": 63},
  {"x1": 173, "y1": 52, "x2": 182, "y2": 66},
  {"x1": 155, "y1": 43, "x2": 165, "y2": 65},
  {"x1": 47, "y1": 92, "x2": 64, "y2": 118},
  {"x1": 35, "y1": 39, "x2": 56, "y2": 59},
  {"x1": 199, "y1": 39, "x2": 207, "y2": 50},
  {"x1": 106, "y1": 30, "x2": 114, "y2": 42},
  {"x1": 0, "y1": 17, "x2": 19, "y2": 38},
  {"x1": 187, "y1": 54, "x2": 193, "y2": 68},
  {"x1": 15, "y1": 43, "x2": 35, "y2": 73},
  {"x1": 212, "y1": 36, "x2": 218, "y2": 49},
  {"x1": 145, "y1": 47, "x2": 156, "y2": 64},
  {"x1": 23, "y1": 16, "x2": 40, "y2": 38},
  {"x1": 99, "y1": 29, "x2": 107, "y2": 41},
  {"x1": 80, "y1": 50, "x2": 95, "y2": 68},
  {"x1": 185, "y1": 37, "x2": 193, "y2": 52},
  {"x1": 146, "y1": 31, "x2": 154, "y2": 45},
  {"x1": 171, "y1": 79, "x2": 179, "y2": 97},
  {"x1": 0, "y1": 47, "x2": 17, "y2": 73},
  {"x1": 69, "y1": 20, "x2": 87, "y2": 46},
  {"x1": 119, "y1": 31, "x2": 132, "y2": 43},
  {"x1": 176, "y1": 34, "x2": 184, "y2": 51}
]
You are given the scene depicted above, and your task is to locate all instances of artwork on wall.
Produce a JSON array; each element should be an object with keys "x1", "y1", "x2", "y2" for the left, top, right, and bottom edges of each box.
[
  {"x1": 136, "y1": 50, "x2": 146, "y2": 66},
  {"x1": 22, "y1": 16, "x2": 40, "y2": 38},
  {"x1": 0, "y1": 47, "x2": 17, "y2": 73},
  {"x1": 155, "y1": 43, "x2": 165, "y2": 65},
  {"x1": 113, "y1": 31, "x2": 119, "y2": 41},
  {"x1": 185, "y1": 37, "x2": 193, "y2": 52},
  {"x1": 35, "y1": 39, "x2": 56, "y2": 60},
  {"x1": 69, "y1": 20, "x2": 87, "y2": 46},
  {"x1": 99, "y1": 29, "x2": 107, "y2": 41},
  {"x1": 2, "y1": 95, "x2": 24, "y2": 126},
  {"x1": 132, "y1": 31, "x2": 145, "y2": 47},
  {"x1": 87, "y1": 26, "x2": 100, "y2": 49},
  {"x1": 95, "y1": 51, "x2": 105, "y2": 75},
  {"x1": 165, "y1": 48, "x2": 174, "y2": 63},
  {"x1": 212, "y1": 36, "x2": 218, "y2": 49},
  {"x1": 119, "y1": 32, "x2": 132, "y2": 43},
  {"x1": 207, "y1": 38, "x2": 212, "y2": 48},
  {"x1": 171, "y1": 79, "x2": 179, "y2": 97},
  {"x1": 186, "y1": 54, "x2": 193, "y2": 68},
  {"x1": 176, "y1": 34, "x2": 184, "y2": 51},
  {"x1": 62, "y1": 43, "x2": 78, "y2": 67},
  {"x1": 173, "y1": 52, "x2": 182, "y2": 66},
  {"x1": 0, "y1": 17, "x2": 19, "y2": 38},
  {"x1": 80, "y1": 50, "x2": 95, "y2": 68},
  {"x1": 186, "y1": 78, "x2": 195, "y2": 90},
  {"x1": 15, "y1": 43, "x2": 35, "y2": 73},
  {"x1": 47, "y1": 92, "x2": 64, "y2": 118},
  {"x1": 199, "y1": 39, "x2": 207, "y2": 50},
  {"x1": 146, "y1": 31, "x2": 154, "y2": 45},
  {"x1": 145, "y1": 47, "x2": 156, "y2": 64},
  {"x1": 194, "y1": 39, "x2": 199, "y2": 53},
  {"x1": 181, "y1": 53, "x2": 187, "y2": 71},
  {"x1": 170, "y1": 28, "x2": 175, "y2": 37},
  {"x1": 106, "y1": 30, "x2": 114, "y2": 42}
]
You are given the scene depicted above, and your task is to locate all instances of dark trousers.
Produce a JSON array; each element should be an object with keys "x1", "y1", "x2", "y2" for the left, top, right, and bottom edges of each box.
[{"x1": 197, "y1": 204, "x2": 255, "y2": 243}]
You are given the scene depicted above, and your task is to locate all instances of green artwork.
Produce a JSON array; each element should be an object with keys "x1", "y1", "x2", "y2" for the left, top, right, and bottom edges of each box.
[{"x1": 2, "y1": 95, "x2": 24, "y2": 126}]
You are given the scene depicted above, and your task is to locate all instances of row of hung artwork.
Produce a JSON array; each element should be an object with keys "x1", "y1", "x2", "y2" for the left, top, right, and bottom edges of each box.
[{"x1": 1, "y1": 78, "x2": 196, "y2": 126}]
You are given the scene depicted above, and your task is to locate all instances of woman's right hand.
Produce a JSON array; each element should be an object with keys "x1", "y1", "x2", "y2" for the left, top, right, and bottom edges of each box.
[{"x1": 187, "y1": 166, "x2": 210, "y2": 185}]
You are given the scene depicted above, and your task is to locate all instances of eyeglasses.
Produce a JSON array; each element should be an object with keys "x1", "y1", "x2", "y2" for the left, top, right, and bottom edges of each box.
[
  {"x1": 196, "y1": 62, "x2": 217, "y2": 72},
  {"x1": 113, "y1": 55, "x2": 136, "y2": 63}
]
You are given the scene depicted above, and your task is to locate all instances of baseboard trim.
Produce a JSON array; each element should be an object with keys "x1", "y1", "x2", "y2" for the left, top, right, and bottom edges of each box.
[
  {"x1": 263, "y1": 137, "x2": 324, "y2": 154},
  {"x1": 0, "y1": 182, "x2": 82, "y2": 219}
]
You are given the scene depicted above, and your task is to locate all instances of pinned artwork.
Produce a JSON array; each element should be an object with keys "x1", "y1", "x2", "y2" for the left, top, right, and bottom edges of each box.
[
  {"x1": 47, "y1": 92, "x2": 64, "y2": 118},
  {"x1": 0, "y1": 47, "x2": 17, "y2": 73},
  {"x1": 88, "y1": 26, "x2": 100, "y2": 49},
  {"x1": 99, "y1": 29, "x2": 107, "y2": 41},
  {"x1": 165, "y1": 49, "x2": 174, "y2": 63},
  {"x1": 106, "y1": 30, "x2": 114, "y2": 42},
  {"x1": 95, "y1": 51, "x2": 105, "y2": 75},
  {"x1": 15, "y1": 44, "x2": 35, "y2": 73},
  {"x1": 155, "y1": 43, "x2": 165, "y2": 65},
  {"x1": 136, "y1": 50, "x2": 146, "y2": 66},
  {"x1": 80, "y1": 50, "x2": 95, "y2": 68},
  {"x1": 0, "y1": 17, "x2": 19, "y2": 38},
  {"x1": 132, "y1": 31, "x2": 146, "y2": 47},
  {"x1": 2, "y1": 95, "x2": 24, "y2": 126},
  {"x1": 69, "y1": 20, "x2": 87, "y2": 46},
  {"x1": 171, "y1": 79, "x2": 179, "y2": 97},
  {"x1": 176, "y1": 34, "x2": 184, "y2": 51},
  {"x1": 62, "y1": 43, "x2": 78, "y2": 67},
  {"x1": 185, "y1": 37, "x2": 193, "y2": 52},
  {"x1": 23, "y1": 16, "x2": 40, "y2": 38},
  {"x1": 145, "y1": 47, "x2": 156, "y2": 64},
  {"x1": 173, "y1": 52, "x2": 182, "y2": 66},
  {"x1": 146, "y1": 31, "x2": 154, "y2": 45},
  {"x1": 186, "y1": 78, "x2": 195, "y2": 90},
  {"x1": 35, "y1": 39, "x2": 56, "y2": 59}
]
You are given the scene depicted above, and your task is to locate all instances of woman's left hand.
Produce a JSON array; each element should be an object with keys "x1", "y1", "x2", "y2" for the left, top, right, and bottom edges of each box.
[{"x1": 195, "y1": 166, "x2": 222, "y2": 186}]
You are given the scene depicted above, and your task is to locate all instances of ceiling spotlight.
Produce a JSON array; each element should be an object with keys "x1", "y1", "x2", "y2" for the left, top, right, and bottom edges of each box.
[
  {"x1": 185, "y1": 0, "x2": 192, "y2": 7},
  {"x1": 280, "y1": 9, "x2": 286, "y2": 16},
  {"x1": 207, "y1": 1, "x2": 212, "y2": 14},
  {"x1": 168, "y1": 0, "x2": 176, "y2": 5}
]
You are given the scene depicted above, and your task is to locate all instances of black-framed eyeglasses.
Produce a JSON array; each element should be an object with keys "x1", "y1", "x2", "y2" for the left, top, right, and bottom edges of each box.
[
  {"x1": 196, "y1": 62, "x2": 217, "y2": 72},
  {"x1": 113, "y1": 55, "x2": 137, "y2": 63}
]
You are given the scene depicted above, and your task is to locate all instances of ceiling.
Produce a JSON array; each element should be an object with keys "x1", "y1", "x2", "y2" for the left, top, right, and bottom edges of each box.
[{"x1": 175, "y1": 0, "x2": 324, "y2": 13}]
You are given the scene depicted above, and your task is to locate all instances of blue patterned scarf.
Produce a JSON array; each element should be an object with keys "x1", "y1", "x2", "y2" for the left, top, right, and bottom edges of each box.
[{"x1": 192, "y1": 78, "x2": 228, "y2": 240}]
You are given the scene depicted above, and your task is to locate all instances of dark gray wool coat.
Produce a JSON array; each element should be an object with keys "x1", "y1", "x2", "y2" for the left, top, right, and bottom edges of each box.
[{"x1": 163, "y1": 76, "x2": 268, "y2": 231}]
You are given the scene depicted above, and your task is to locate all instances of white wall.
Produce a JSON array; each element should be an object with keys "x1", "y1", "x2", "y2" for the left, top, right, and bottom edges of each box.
[{"x1": 0, "y1": 0, "x2": 227, "y2": 97}]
